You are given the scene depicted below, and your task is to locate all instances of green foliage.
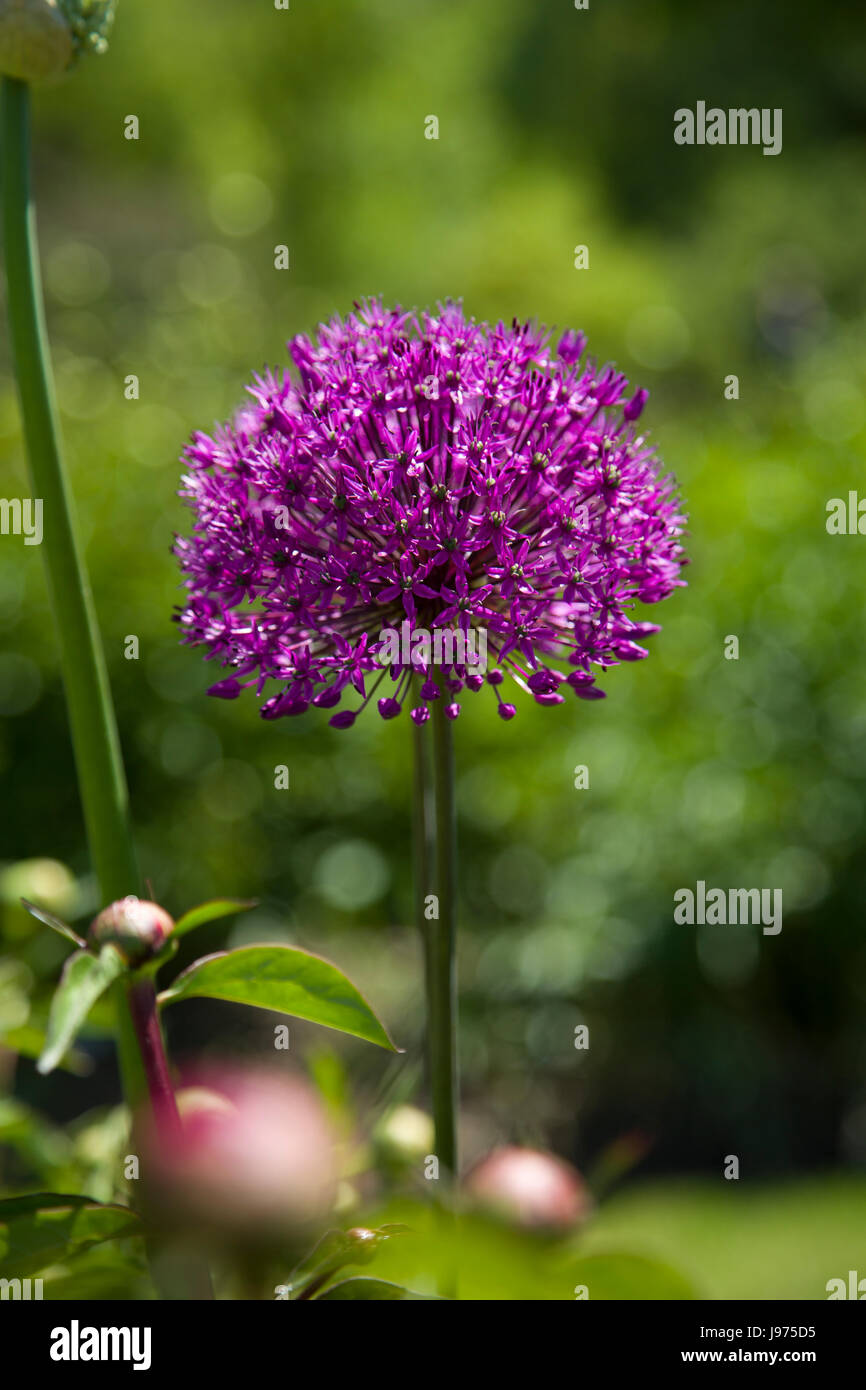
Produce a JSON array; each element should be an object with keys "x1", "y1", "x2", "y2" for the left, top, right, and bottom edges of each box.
[
  {"x1": 338, "y1": 1201, "x2": 699, "y2": 1301},
  {"x1": 20, "y1": 899, "x2": 86, "y2": 949},
  {"x1": 37, "y1": 944, "x2": 126, "y2": 1074},
  {"x1": 580, "y1": 1175, "x2": 866, "y2": 1301},
  {"x1": 317, "y1": 1277, "x2": 433, "y2": 1300},
  {"x1": 159, "y1": 944, "x2": 397, "y2": 1050},
  {"x1": 282, "y1": 1222, "x2": 410, "y2": 1298},
  {"x1": 0, "y1": 1192, "x2": 139, "y2": 1278},
  {"x1": 172, "y1": 898, "x2": 256, "y2": 939}
]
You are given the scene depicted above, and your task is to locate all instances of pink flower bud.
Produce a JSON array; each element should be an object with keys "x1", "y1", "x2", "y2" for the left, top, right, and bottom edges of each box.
[
  {"x1": 88, "y1": 897, "x2": 174, "y2": 966},
  {"x1": 144, "y1": 1069, "x2": 338, "y2": 1245},
  {"x1": 465, "y1": 1146, "x2": 591, "y2": 1232},
  {"x1": 624, "y1": 387, "x2": 649, "y2": 422}
]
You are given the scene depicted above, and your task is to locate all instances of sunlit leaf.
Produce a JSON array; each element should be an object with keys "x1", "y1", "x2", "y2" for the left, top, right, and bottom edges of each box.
[
  {"x1": 172, "y1": 899, "x2": 257, "y2": 939},
  {"x1": 348, "y1": 1201, "x2": 699, "y2": 1300},
  {"x1": 20, "y1": 898, "x2": 86, "y2": 949},
  {"x1": 37, "y1": 946, "x2": 127, "y2": 1075},
  {"x1": 158, "y1": 945, "x2": 397, "y2": 1050}
]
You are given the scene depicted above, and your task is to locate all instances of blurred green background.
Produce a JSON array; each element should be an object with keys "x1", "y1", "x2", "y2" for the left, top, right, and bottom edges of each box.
[{"x1": 2, "y1": 0, "x2": 866, "y2": 1297}]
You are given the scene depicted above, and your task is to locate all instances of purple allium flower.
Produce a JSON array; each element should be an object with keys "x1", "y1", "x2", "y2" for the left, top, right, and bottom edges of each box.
[{"x1": 174, "y1": 300, "x2": 687, "y2": 726}]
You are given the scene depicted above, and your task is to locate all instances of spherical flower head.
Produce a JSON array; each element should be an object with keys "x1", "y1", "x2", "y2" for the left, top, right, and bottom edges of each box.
[
  {"x1": 175, "y1": 300, "x2": 687, "y2": 728},
  {"x1": 88, "y1": 897, "x2": 174, "y2": 966}
]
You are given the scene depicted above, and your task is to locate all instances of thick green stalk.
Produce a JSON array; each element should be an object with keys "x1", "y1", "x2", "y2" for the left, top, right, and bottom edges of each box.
[
  {"x1": 412, "y1": 707, "x2": 434, "y2": 1040},
  {"x1": 1, "y1": 76, "x2": 145, "y2": 1107},
  {"x1": 428, "y1": 689, "x2": 458, "y2": 1179}
]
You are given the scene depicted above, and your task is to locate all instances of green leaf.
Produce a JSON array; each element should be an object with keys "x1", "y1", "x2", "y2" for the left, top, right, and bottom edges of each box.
[
  {"x1": 20, "y1": 898, "x2": 86, "y2": 949},
  {"x1": 42, "y1": 1245, "x2": 153, "y2": 1301},
  {"x1": 136, "y1": 936, "x2": 179, "y2": 979},
  {"x1": 37, "y1": 946, "x2": 127, "y2": 1075},
  {"x1": 317, "y1": 1277, "x2": 436, "y2": 1300},
  {"x1": 0, "y1": 1194, "x2": 140, "y2": 1279},
  {"x1": 159, "y1": 944, "x2": 397, "y2": 1051},
  {"x1": 286, "y1": 1223, "x2": 410, "y2": 1297},
  {"x1": 172, "y1": 898, "x2": 257, "y2": 939},
  {"x1": 351, "y1": 1202, "x2": 699, "y2": 1300}
]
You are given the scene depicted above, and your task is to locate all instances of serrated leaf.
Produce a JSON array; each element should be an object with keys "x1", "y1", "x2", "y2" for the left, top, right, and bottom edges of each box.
[
  {"x1": 317, "y1": 1277, "x2": 436, "y2": 1300},
  {"x1": 173, "y1": 899, "x2": 257, "y2": 939},
  {"x1": 0, "y1": 1194, "x2": 140, "y2": 1279},
  {"x1": 20, "y1": 899, "x2": 86, "y2": 949},
  {"x1": 37, "y1": 946, "x2": 127, "y2": 1075},
  {"x1": 159, "y1": 944, "x2": 397, "y2": 1050}
]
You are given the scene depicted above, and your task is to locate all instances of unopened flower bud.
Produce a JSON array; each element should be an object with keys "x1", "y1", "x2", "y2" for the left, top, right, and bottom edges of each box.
[
  {"x1": 624, "y1": 387, "x2": 649, "y2": 422},
  {"x1": 465, "y1": 1146, "x2": 591, "y2": 1233},
  {"x1": 144, "y1": 1070, "x2": 338, "y2": 1247},
  {"x1": 343, "y1": 1227, "x2": 379, "y2": 1264},
  {"x1": 88, "y1": 897, "x2": 174, "y2": 966},
  {"x1": 0, "y1": 0, "x2": 73, "y2": 82},
  {"x1": 374, "y1": 1104, "x2": 434, "y2": 1168}
]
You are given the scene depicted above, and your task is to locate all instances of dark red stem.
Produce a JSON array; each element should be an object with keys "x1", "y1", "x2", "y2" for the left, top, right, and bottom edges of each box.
[{"x1": 127, "y1": 979, "x2": 182, "y2": 1141}]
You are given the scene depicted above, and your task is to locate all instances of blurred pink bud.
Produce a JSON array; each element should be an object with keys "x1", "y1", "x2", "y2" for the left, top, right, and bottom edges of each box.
[
  {"x1": 145, "y1": 1069, "x2": 338, "y2": 1242},
  {"x1": 465, "y1": 1146, "x2": 591, "y2": 1232}
]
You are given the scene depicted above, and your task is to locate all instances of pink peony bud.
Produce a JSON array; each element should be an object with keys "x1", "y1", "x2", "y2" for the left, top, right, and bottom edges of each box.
[
  {"x1": 144, "y1": 1069, "x2": 338, "y2": 1245},
  {"x1": 465, "y1": 1145, "x2": 591, "y2": 1232},
  {"x1": 88, "y1": 897, "x2": 174, "y2": 966}
]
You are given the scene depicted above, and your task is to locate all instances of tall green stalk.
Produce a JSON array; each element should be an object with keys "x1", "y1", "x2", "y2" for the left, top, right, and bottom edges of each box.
[
  {"x1": 426, "y1": 688, "x2": 458, "y2": 1180},
  {"x1": 1, "y1": 76, "x2": 145, "y2": 1109},
  {"x1": 412, "y1": 708, "x2": 435, "y2": 1044}
]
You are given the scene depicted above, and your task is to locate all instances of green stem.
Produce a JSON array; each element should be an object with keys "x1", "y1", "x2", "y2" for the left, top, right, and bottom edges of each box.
[
  {"x1": 1, "y1": 78, "x2": 145, "y2": 1109},
  {"x1": 428, "y1": 689, "x2": 458, "y2": 1180},
  {"x1": 412, "y1": 703, "x2": 434, "y2": 1039}
]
